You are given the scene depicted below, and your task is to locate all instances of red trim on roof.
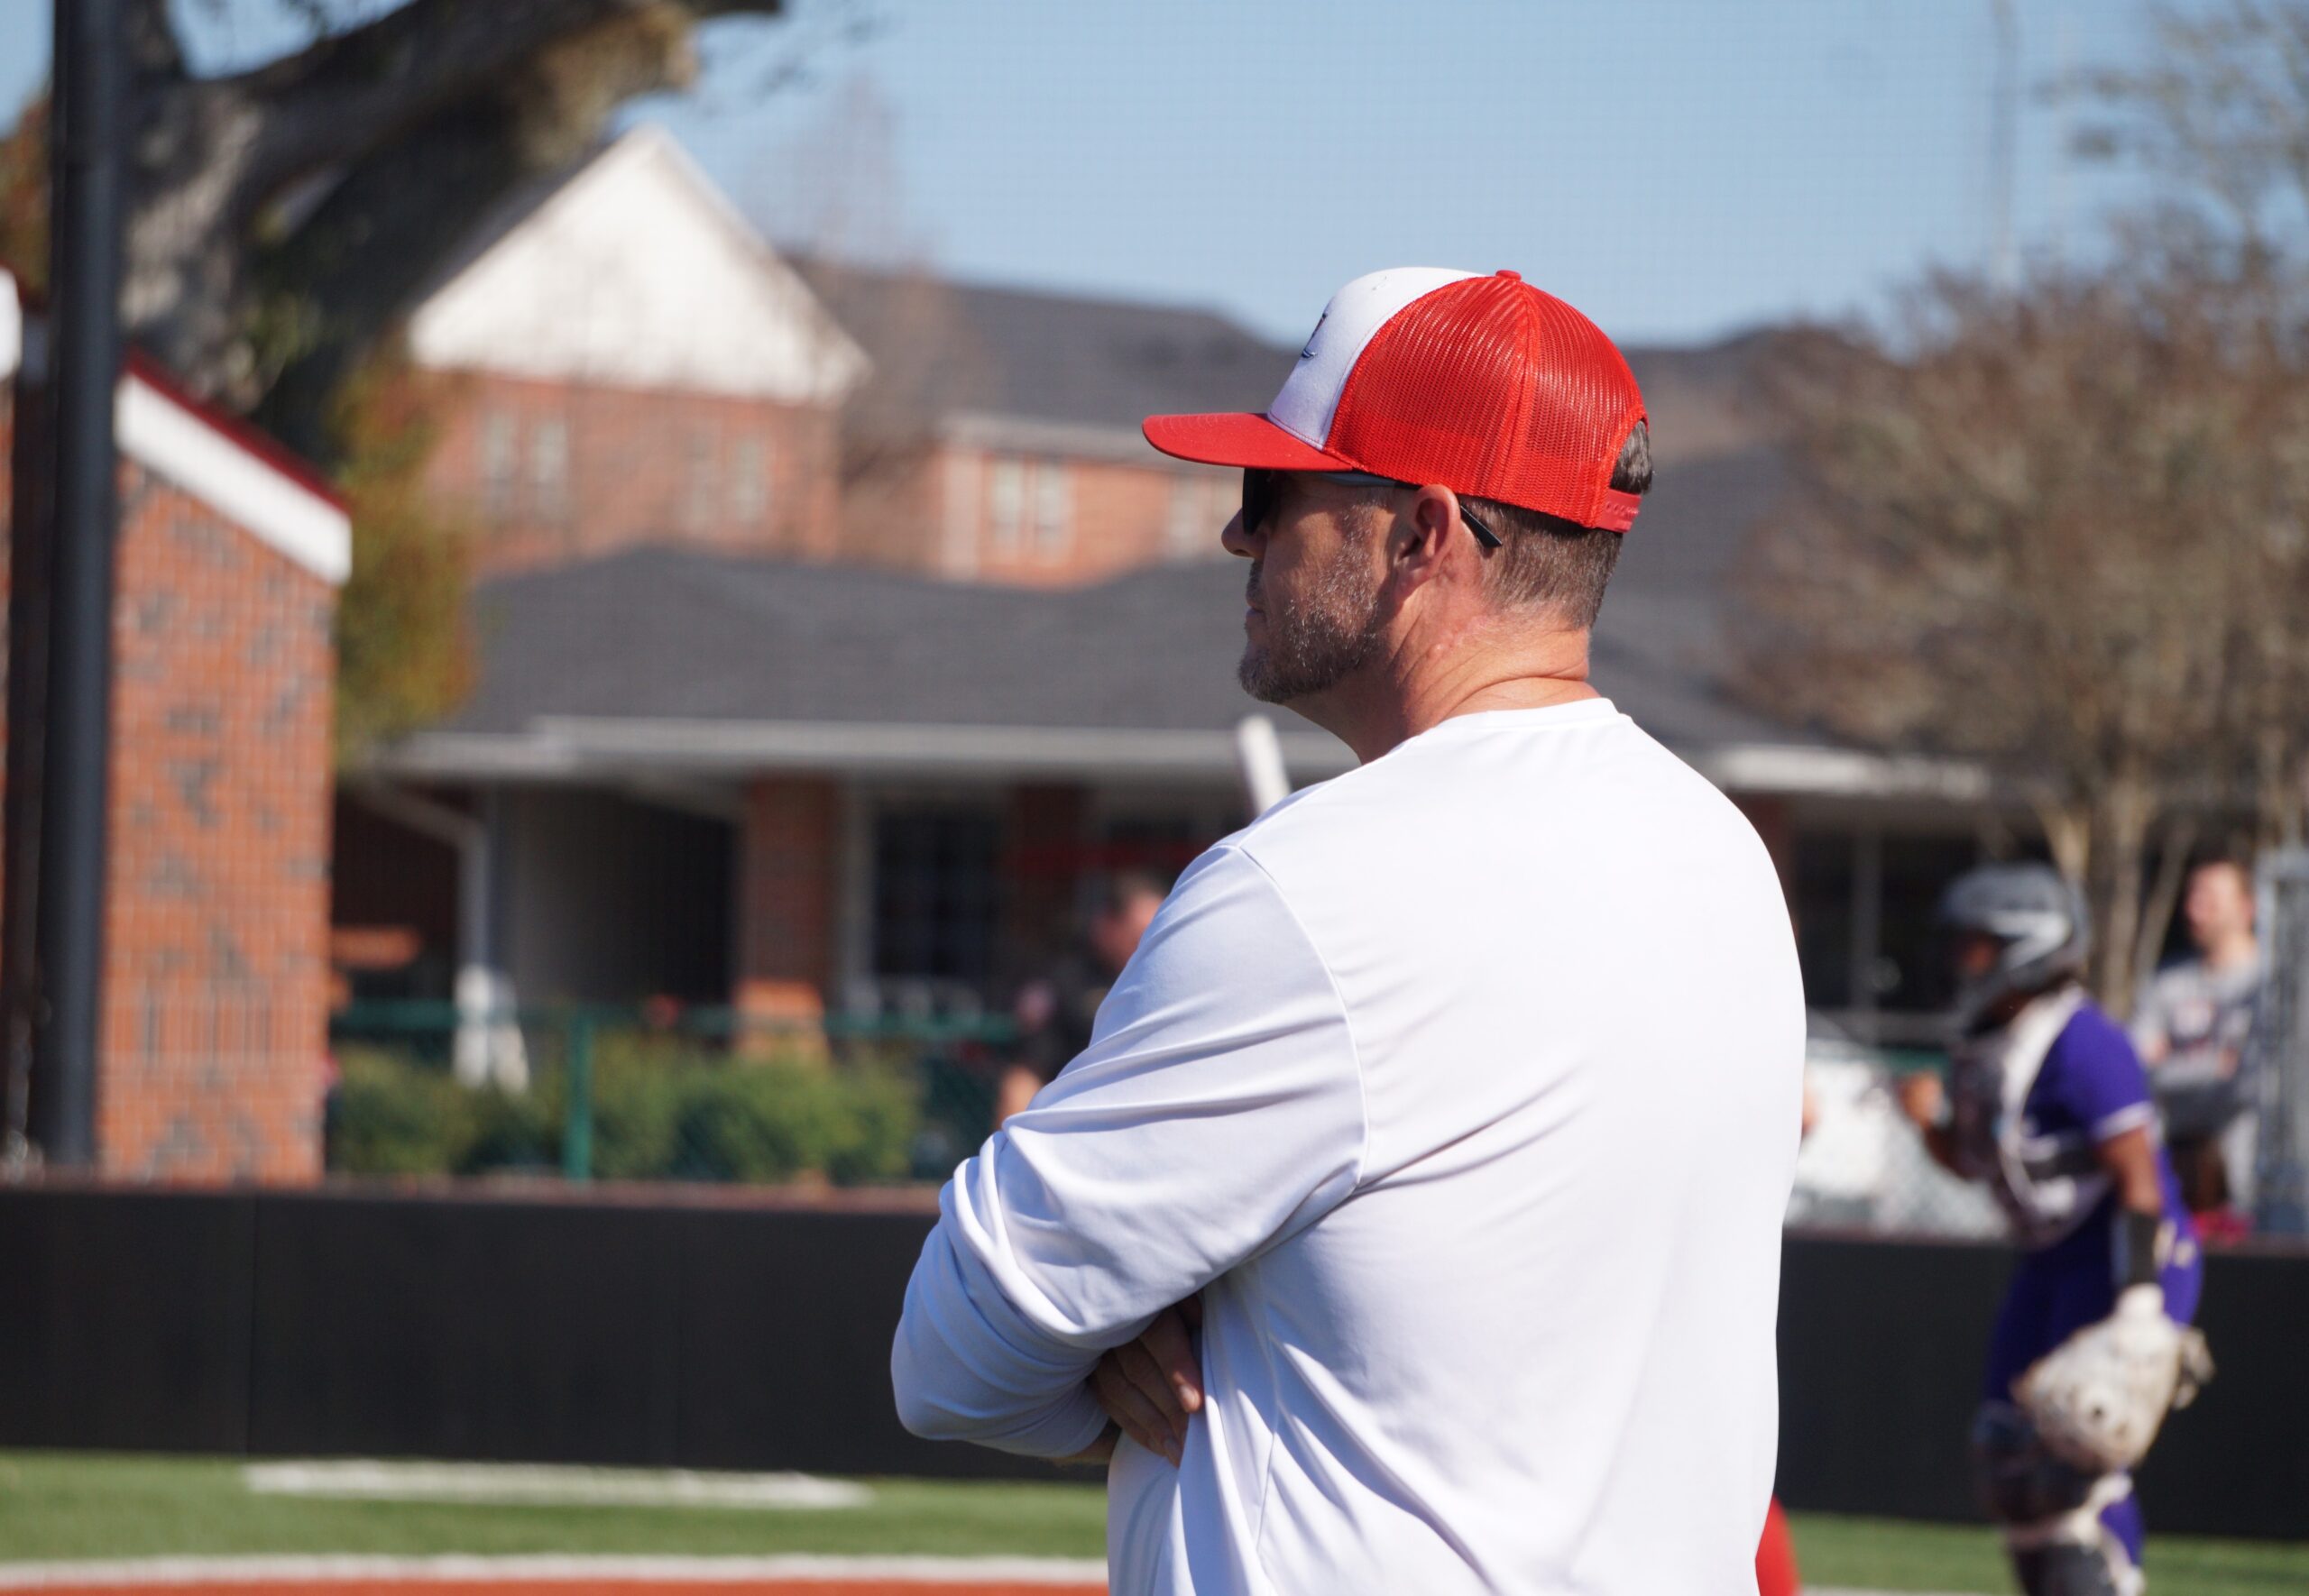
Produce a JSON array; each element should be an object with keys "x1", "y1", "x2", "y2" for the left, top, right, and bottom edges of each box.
[{"x1": 121, "y1": 349, "x2": 349, "y2": 510}]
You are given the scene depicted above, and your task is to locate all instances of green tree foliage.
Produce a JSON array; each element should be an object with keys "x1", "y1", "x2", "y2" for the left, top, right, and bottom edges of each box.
[
  {"x1": 326, "y1": 349, "x2": 475, "y2": 761},
  {"x1": 0, "y1": 91, "x2": 44, "y2": 293}
]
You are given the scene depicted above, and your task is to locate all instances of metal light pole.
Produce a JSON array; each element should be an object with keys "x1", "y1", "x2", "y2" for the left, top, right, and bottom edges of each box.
[{"x1": 26, "y1": 0, "x2": 128, "y2": 1167}]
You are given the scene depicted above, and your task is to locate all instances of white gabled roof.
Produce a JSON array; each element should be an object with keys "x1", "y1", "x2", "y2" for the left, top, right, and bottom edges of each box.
[
  {"x1": 406, "y1": 124, "x2": 869, "y2": 405},
  {"x1": 1, "y1": 271, "x2": 352, "y2": 587}
]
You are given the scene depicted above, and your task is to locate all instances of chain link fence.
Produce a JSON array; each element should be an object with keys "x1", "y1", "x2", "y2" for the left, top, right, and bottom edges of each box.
[
  {"x1": 1789, "y1": 1023, "x2": 2003, "y2": 1238},
  {"x1": 326, "y1": 1001, "x2": 1014, "y2": 1187},
  {"x1": 2257, "y1": 849, "x2": 2309, "y2": 1237}
]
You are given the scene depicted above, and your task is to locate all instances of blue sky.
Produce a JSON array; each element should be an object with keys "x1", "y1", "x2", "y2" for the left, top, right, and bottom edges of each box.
[{"x1": 1, "y1": 0, "x2": 2176, "y2": 346}]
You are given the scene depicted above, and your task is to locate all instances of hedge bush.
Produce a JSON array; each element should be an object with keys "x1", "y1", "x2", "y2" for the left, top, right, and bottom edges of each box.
[{"x1": 329, "y1": 1038, "x2": 920, "y2": 1185}]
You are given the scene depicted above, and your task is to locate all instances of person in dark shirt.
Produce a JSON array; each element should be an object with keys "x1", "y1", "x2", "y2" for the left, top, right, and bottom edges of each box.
[{"x1": 994, "y1": 871, "x2": 1168, "y2": 1126}]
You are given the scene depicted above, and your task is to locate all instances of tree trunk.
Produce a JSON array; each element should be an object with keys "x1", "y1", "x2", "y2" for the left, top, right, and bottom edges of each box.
[
  {"x1": 115, "y1": 0, "x2": 783, "y2": 418},
  {"x1": 2088, "y1": 776, "x2": 2157, "y2": 1020},
  {"x1": 2033, "y1": 795, "x2": 2092, "y2": 887},
  {"x1": 2132, "y1": 815, "x2": 2199, "y2": 1001}
]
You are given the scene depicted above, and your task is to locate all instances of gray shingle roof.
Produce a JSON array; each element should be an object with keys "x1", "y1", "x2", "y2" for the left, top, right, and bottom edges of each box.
[
  {"x1": 452, "y1": 550, "x2": 1270, "y2": 737},
  {"x1": 416, "y1": 441, "x2": 1807, "y2": 775},
  {"x1": 795, "y1": 262, "x2": 1297, "y2": 436}
]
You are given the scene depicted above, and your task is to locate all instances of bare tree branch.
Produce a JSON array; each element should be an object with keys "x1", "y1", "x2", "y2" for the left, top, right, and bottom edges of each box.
[
  {"x1": 1734, "y1": 265, "x2": 2309, "y2": 1015},
  {"x1": 232, "y1": 0, "x2": 778, "y2": 194},
  {"x1": 115, "y1": 0, "x2": 788, "y2": 409}
]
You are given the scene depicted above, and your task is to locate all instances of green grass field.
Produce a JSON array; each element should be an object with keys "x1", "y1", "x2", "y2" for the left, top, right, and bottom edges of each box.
[{"x1": 1, "y1": 1450, "x2": 2305, "y2": 1593}]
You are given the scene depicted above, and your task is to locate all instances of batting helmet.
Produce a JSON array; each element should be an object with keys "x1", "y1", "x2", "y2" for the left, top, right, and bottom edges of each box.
[{"x1": 1937, "y1": 862, "x2": 2091, "y2": 1027}]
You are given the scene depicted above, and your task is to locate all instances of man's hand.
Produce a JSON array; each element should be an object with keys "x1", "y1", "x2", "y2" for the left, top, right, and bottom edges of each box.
[{"x1": 1090, "y1": 1294, "x2": 1204, "y2": 1465}]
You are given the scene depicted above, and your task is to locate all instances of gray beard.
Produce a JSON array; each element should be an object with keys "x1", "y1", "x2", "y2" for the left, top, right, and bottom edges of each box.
[{"x1": 1237, "y1": 553, "x2": 1385, "y2": 705}]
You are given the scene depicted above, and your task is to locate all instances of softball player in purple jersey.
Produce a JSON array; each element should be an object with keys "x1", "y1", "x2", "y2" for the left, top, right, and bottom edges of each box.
[{"x1": 1900, "y1": 863, "x2": 2203, "y2": 1596}]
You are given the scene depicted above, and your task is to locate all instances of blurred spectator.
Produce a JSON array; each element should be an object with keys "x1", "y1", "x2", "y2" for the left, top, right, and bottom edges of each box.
[
  {"x1": 994, "y1": 872, "x2": 1168, "y2": 1126},
  {"x1": 2131, "y1": 858, "x2": 2264, "y2": 1234}
]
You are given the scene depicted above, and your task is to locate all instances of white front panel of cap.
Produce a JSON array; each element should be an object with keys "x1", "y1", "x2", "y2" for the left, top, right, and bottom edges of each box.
[{"x1": 1267, "y1": 267, "x2": 1476, "y2": 452}]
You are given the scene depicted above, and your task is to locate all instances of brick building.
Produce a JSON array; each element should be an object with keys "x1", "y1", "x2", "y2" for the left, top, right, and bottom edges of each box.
[
  {"x1": 361, "y1": 445, "x2": 2014, "y2": 1052},
  {"x1": 2, "y1": 272, "x2": 351, "y2": 1180},
  {"x1": 405, "y1": 125, "x2": 866, "y2": 579},
  {"x1": 796, "y1": 263, "x2": 1270, "y2": 585},
  {"x1": 331, "y1": 134, "x2": 2022, "y2": 1050}
]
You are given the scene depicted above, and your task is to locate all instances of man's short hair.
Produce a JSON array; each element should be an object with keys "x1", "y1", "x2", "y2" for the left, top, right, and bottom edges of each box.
[
  {"x1": 2188, "y1": 854, "x2": 2255, "y2": 897},
  {"x1": 1463, "y1": 420, "x2": 1652, "y2": 628},
  {"x1": 1099, "y1": 869, "x2": 1170, "y2": 916}
]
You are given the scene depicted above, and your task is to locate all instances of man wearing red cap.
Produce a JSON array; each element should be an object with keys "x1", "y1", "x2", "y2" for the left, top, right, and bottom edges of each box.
[{"x1": 893, "y1": 269, "x2": 1804, "y2": 1594}]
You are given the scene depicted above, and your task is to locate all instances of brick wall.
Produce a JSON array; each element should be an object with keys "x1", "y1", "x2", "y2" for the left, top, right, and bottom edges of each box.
[
  {"x1": 425, "y1": 372, "x2": 844, "y2": 578},
  {"x1": 0, "y1": 417, "x2": 338, "y2": 1183},
  {"x1": 964, "y1": 451, "x2": 1231, "y2": 587},
  {"x1": 839, "y1": 443, "x2": 1238, "y2": 586},
  {"x1": 833, "y1": 443, "x2": 943, "y2": 574},
  {"x1": 735, "y1": 776, "x2": 838, "y2": 1029},
  {"x1": 427, "y1": 370, "x2": 1241, "y2": 591}
]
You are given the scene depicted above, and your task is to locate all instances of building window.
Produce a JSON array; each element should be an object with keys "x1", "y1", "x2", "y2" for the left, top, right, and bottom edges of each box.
[
  {"x1": 872, "y1": 809, "x2": 1001, "y2": 987},
  {"x1": 530, "y1": 417, "x2": 570, "y2": 526},
  {"x1": 942, "y1": 453, "x2": 981, "y2": 577},
  {"x1": 989, "y1": 457, "x2": 1026, "y2": 555},
  {"x1": 1166, "y1": 474, "x2": 1201, "y2": 556},
  {"x1": 684, "y1": 430, "x2": 718, "y2": 535},
  {"x1": 481, "y1": 410, "x2": 518, "y2": 518},
  {"x1": 730, "y1": 436, "x2": 771, "y2": 527},
  {"x1": 1168, "y1": 472, "x2": 1232, "y2": 558},
  {"x1": 1034, "y1": 462, "x2": 1072, "y2": 555}
]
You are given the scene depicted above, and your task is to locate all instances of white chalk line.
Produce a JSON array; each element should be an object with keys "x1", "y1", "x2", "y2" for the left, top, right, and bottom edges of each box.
[
  {"x1": 240, "y1": 1462, "x2": 871, "y2": 1512},
  {"x1": 0, "y1": 1561, "x2": 1988, "y2": 1594},
  {"x1": 0, "y1": 1555, "x2": 1109, "y2": 1588}
]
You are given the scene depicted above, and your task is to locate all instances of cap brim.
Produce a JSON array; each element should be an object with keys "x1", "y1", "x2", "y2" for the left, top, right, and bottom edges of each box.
[{"x1": 1143, "y1": 412, "x2": 1347, "y2": 472}]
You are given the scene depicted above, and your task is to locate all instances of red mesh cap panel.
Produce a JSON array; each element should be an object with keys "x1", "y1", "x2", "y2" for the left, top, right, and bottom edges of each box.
[{"x1": 1325, "y1": 274, "x2": 1646, "y2": 530}]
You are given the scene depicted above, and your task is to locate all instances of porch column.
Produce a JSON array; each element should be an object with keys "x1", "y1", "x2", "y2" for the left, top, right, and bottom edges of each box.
[
  {"x1": 737, "y1": 776, "x2": 840, "y2": 1034},
  {"x1": 453, "y1": 787, "x2": 526, "y2": 1089}
]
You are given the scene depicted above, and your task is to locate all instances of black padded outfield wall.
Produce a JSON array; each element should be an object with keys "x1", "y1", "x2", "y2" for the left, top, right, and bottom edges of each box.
[
  {"x1": 2, "y1": 1189, "x2": 2304, "y2": 1534},
  {"x1": 1775, "y1": 1234, "x2": 2309, "y2": 1537}
]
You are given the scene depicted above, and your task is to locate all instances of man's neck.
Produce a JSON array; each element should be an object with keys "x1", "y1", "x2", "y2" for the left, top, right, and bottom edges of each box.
[
  {"x1": 1292, "y1": 627, "x2": 1598, "y2": 765},
  {"x1": 2202, "y1": 931, "x2": 2259, "y2": 973}
]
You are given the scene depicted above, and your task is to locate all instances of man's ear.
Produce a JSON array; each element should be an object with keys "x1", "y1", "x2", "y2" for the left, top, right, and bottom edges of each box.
[{"x1": 1389, "y1": 485, "x2": 1462, "y2": 587}]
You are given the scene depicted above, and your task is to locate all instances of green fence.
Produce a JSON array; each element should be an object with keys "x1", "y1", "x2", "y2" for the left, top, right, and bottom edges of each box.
[{"x1": 327, "y1": 1001, "x2": 1017, "y2": 1187}]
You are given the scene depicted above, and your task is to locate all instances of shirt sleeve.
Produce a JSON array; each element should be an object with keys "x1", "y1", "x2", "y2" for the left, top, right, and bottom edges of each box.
[
  {"x1": 2050, "y1": 1007, "x2": 2158, "y2": 1143},
  {"x1": 890, "y1": 843, "x2": 1366, "y2": 1456}
]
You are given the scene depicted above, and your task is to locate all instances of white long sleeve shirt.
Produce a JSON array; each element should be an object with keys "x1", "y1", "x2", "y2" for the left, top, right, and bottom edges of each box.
[{"x1": 893, "y1": 699, "x2": 1805, "y2": 1595}]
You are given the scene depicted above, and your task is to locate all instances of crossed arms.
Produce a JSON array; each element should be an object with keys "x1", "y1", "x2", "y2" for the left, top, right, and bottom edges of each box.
[{"x1": 890, "y1": 845, "x2": 1366, "y2": 1455}]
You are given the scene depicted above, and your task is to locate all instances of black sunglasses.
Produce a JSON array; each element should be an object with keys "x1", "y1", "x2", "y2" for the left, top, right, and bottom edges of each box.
[{"x1": 1241, "y1": 467, "x2": 1502, "y2": 549}]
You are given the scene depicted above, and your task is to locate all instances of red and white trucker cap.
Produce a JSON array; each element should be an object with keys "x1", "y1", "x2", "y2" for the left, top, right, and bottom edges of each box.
[{"x1": 1144, "y1": 267, "x2": 1648, "y2": 533}]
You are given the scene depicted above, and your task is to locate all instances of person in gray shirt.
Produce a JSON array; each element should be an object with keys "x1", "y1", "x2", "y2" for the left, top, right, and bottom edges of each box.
[{"x1": 2131, "y1": 858, "x2": 2264, "y2": 1229}]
